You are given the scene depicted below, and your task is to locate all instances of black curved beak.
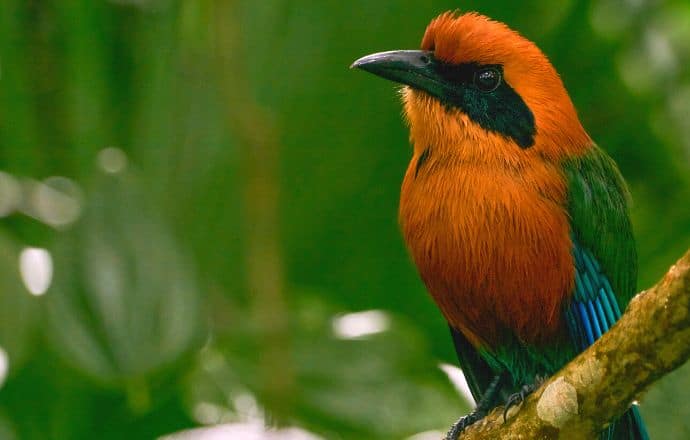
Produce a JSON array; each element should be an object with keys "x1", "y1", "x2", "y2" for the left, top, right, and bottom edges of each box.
[{"x1": 351, "y1": 50, "x2": 447, "y2": 97}]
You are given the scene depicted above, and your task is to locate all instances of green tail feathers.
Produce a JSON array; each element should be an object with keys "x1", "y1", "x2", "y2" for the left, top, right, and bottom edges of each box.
[{"x1": 605, "y1": 405, "x2": 649, "y2": 440}]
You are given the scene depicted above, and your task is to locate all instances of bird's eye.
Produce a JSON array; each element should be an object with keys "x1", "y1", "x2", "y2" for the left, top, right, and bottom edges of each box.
[{"x1": 474, "y1": 68, "x2": 502, "y2": 92}]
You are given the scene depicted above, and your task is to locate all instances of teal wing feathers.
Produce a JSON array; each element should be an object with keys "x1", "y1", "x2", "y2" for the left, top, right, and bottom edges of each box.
[
  {"x1": 565, "y1": 240, "x2": 649, "y2": 440},
  {"x1": 565, "y1": 241, "x2": 622, "y2": 350}
]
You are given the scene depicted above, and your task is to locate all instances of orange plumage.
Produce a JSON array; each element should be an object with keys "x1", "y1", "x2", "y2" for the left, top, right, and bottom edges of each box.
[{"x1": 399, "y1": 12, "x2": 591, "y2": 349}]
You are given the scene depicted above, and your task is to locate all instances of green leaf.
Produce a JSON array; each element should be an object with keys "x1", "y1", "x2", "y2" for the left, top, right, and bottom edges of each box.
[
  {"x1": 46, "y1": 171, "x2": 203, "y2": 384},
  {"x1": 0, "y1": 231, "x2": 39, "y2": 375}
]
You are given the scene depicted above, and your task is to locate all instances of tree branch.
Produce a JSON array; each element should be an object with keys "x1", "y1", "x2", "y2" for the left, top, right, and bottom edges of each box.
[{"x1": 459, "y1": 249, "x2": 690, "y2": 439}]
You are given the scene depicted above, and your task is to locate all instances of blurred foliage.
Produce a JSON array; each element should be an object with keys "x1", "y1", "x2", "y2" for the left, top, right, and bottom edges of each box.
[{"x1": 0, "y1": 0, "x2": 689, "y2": 439}]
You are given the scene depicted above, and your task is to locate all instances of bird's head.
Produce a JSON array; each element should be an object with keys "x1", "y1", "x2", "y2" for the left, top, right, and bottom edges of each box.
[{"x1": 353, "y1": 12, "x2": 591, "y2": 162}]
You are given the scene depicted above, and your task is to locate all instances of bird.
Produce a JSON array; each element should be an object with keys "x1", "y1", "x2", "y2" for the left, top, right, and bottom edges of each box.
[{"x1": 352, "y1": 11, "x2": 649, "y2": 440}]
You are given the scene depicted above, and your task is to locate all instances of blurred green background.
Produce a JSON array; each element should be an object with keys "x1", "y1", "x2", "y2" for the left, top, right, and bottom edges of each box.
[{"x1": 1, "y1": 0, "x2": 689, "y2": 439}]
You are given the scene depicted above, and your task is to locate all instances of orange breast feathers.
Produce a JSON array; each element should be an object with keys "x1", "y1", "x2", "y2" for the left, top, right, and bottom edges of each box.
[{"x1": 399, "y1": 90, "x2": 576, "y2": 349}]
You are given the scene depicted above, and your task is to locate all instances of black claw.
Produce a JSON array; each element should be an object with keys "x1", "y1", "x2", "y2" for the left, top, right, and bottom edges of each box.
[
  {"x1": 445, "y1": 410, "x2": 485, "y2": 440},
  {"x1": 445, "y1": 373, "x2": 505, "y2": 439},
  {"x1": 502, "y1": 386, "x2": 528, "y2": 421},
  {"x1": 502, "y1": 375, "x2": 548, "y2": 422}
]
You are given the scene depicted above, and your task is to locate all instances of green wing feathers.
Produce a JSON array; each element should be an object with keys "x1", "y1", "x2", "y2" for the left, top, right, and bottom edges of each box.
[{"x1": 563, "y1": 145, "x2": 637, "y2": 309}]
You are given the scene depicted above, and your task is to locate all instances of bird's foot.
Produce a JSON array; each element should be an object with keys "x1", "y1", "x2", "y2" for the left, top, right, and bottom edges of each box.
[
  {"x1": 445, "y1": 408, "x2": 488, "y2": 440},
  {"x1": 502, "y1": 375, "x2": 548, "y2": 422}
]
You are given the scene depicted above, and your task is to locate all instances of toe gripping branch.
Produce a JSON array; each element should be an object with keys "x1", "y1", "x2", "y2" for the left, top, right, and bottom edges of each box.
[
  {"x1": 445, "y1": 374, "x2": 504, "y2": 440},
  {"x1": 502, "y1": 375, "x2": 548, "y2": 422}
]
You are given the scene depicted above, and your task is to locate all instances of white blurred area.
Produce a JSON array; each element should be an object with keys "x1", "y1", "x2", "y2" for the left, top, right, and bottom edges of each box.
[
  {"x1": 162, "y1": 392, "x2": 323, "y2": 440},
  {"x1": 0, "y1": 346, "x2": 9, "y2": 389},
  {"x1": 331, "y1": 309, "x2": 390, "y2": 339},
  {"x1": 97, "y1": 147, "x2": 128, "y2": 174},
  {"x1": 0, "y1": 147, "x2": 128, "y2": 230},
  {"x1": 29, "y1": 176, "x2": 82, "y2": 228},
  {"x1": 19, "y1": 247, "x2": 53, "y2": 296},
  {"x1": 0, "y1": 171, "x2": 82, "y2": 229},
  {"x1": 438, "y1": 363, "x2": 476, "y2": 407},
  {"x1": 405, "y1": 430, "x2": 445, "y2": 440},
  {"x1": 159, "y1": 423, "x2": 323, "y2": 440},
  {"x1": 165, "y1": 348, "x2": 325, "y2": 440}
]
